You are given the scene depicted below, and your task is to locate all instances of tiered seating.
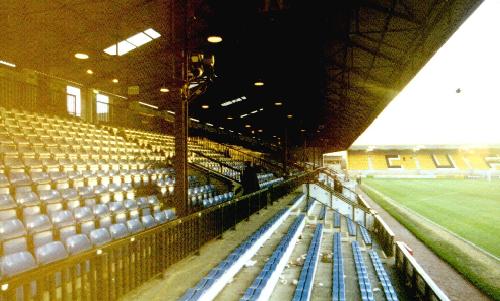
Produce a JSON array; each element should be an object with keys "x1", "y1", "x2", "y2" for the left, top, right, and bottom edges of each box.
[
  {"x1": 180, "y1": 208, "x2": 290, "y2": 301},
  {"x1": 257, "y1": 173, "x2": 283, "y2": 189},
  {"x1": 123, "y1": 128, "x2": 245, "y2": 181},
  {"x1": 333, "y1": 212, "x2": 341, "y2": 228},
  {"x1": 360, "y1": 226, "x2": 372, "y2": 246},
  {"x1": 464, "y1": 153, "x2": 489, "y2": 170},
  {"x1": 241, "y1": 214, "x2": 305, "y2": 301},
  {"x1": 416, "y1": 154, "x2": 435, "y2": 170},
  {"x1": 346, "y1": 217, "x2": 356, "y2": 236},
  {"x1": 370, "y1": 154, "x2": 387, "y2": 170},
  {"x1": 352, "y1": 241, "x2": 375, "y2": 301},
  {"x1": 292, "y1": 223, "x2": 323, "y2": 301},
  {"x1": 180, "y1": 194, "x2": 305, "y2": 301},
  {"x1": 305, "y1": 198, "x2": 316, "y2": 215},
  {"x1": 201, "y1": 192, "x2": 235, "y2": 208},
  {"x1": 0, "y1": 107, "x2": 178, "y2": 278},
  {"x1": 332, "y1": 232, "x2": 345, "y2": 301},
  {"x1": 347, "y1": 153, "x2": 369, "y2": 170},
  {"x1": 369, "y1": 251, "x2": 399, "y2": 301}
]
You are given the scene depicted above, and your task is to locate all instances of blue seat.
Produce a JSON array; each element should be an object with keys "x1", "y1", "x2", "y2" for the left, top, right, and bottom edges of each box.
[
  {"x1": 108, "y1": 202, "x2": 127, "y2": 224},
  {"x1": 35, "y1": 240, "x2": 68, "y2": 265},
  {"x1": 60, "y1": 188, "x2": 80, "y2": 210},
  {"x1": 141, "y1": 215, "x2": 156, "y2": 229},
  {"x1": 109, "y1": 223, "x2": 129, "y2": 240},
  {"x1": 65, "y1": 234, "x2": 92, "y2": 255},
  {"x1": 93, "y1": 204, "x2": 112, "y2": 228},
  {"x1": 72, "y1": 206, "x2": 95, "y2": 235},
  {"x1": 123, "y1": 199, "x2": 139, "y2": 219},
  {"x1": 0, "y1": 218, "x2": 27, "y2": 255},
  {"x1": 0, "y1": 251, "x2": 37, "y2": 278},
  {"x1": 49, "y1": 210, "x2": 76, "y2": 242},
  {"x1": 0, "y1": 194, "x2": 17, "y2": 221},
  {"x1": 39, "y1": 189, "x2": 63, "y2": 213},
  {"x1": 126, "y1": 219, "x2": 144, "y2": 234},
  {"x1": 24, "y1": 214, "x2": 53, "y2": 249},
  {"x1": 89, "y1": 228, "x2": 111, "y2": 246}
]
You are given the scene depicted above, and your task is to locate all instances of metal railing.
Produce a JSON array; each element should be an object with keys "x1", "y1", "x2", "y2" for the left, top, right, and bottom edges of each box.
[
  {"x1": 395, "y1": 241, "x2": 450, "y2": 301},
  {"x1": 0, "y1": 169, "x2": 319, "y2": 301},
  {"x1": 191, "y1": 137, "x2": 285, "y2": 176}
]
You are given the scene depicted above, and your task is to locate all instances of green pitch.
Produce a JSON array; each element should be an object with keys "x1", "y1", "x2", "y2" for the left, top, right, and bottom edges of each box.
[{"x1": 363, "y1": 178, "x2": 500, "y2": 257}]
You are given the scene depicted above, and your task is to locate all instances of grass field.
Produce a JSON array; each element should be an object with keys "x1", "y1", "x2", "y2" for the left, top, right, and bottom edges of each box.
[
  {"x1": 362, "y1": 178, "x2": 500, "y2": 300},
  {"x1": 363, "y1": 178, "x2": 500, "y2": 257}
]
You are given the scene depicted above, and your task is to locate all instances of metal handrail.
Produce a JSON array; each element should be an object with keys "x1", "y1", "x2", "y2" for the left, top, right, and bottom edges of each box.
[{"x1": 0, "y1": 168, "x2": 321, "y2": 300}]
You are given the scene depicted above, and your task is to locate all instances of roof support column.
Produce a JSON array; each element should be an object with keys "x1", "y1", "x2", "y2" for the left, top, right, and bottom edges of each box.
[{"x1": 173, "y1": 90, "x2": 189, "y2": 217}]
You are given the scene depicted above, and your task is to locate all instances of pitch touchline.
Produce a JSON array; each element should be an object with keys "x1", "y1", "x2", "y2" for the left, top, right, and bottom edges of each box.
[{"x1": 363, "y1": 184, "x2": 500, "y2": 262}]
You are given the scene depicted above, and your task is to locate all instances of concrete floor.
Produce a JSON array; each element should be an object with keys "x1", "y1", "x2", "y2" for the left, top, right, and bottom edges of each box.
[
  {"x1": 120, "y1": 190, "x2": 304, "y2": 301},
  {"x1": 121, "y1": 190, "x2": 413, "y2": 301}
]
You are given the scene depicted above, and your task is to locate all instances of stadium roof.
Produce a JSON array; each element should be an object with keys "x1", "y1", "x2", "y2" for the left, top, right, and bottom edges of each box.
[
  {"x1": 349, "y1": 144, "x2": 500, "y2": 151},
  {"x1": 0, "y1": 0, "x2": 483, "y2": 151}
]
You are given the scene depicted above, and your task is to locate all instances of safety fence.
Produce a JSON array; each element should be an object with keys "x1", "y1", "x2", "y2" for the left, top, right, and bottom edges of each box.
[
  {"x1": 0, "y1": 169, "x2": 319, "y2": 301},
  {"x1": 395, "y1": 241, "x2": 450, "y2": 301}
]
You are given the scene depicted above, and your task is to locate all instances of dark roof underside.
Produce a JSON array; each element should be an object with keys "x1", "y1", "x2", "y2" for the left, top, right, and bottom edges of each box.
[{"x1": 0, "y1": 0, "x2": 483, "y2": 151}]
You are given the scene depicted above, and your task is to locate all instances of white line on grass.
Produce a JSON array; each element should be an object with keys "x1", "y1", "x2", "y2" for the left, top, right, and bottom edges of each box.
[{"x1": 363, "y1": 184, "x2": 500, "y2": 262}]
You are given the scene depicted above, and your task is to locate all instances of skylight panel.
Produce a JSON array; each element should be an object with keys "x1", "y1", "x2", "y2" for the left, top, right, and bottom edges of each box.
[
  {"x1": 127, "y1": 32, "x2": 153, "y2": 47},
  {"x1": 103, "y1": 28, "x2": 161, "y2": 56},
  {"x1": 104, "y1": 45, "x2": 117, "y2": 56},
  {"x1": 116, "y1": 40, "x2": 136, "y2": 56},
  {"x1": 144, "y1": 28, "x2": 161, "y2": 39}
]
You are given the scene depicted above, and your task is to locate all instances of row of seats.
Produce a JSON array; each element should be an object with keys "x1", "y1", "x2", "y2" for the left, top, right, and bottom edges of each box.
[
  {"x1": 346, "y1": 217, "x2": 356, "y2": 236},
  {"x1": 0, "y1": 195, "x2": 176, "y2": 280},
  {"x1": 292, "y1": 223, "x2": 323, "y2": 301},
  {"x1": 333, "y1": 212, "x2": 341, "y2": 228},
  {"x1": 200, "y1": 192, "x2": 235, "y2": 208},
  {"x1": 258, "y1": 177, "x2": 283, "y2": 189},
  {"x1": 332, "y1": 232, "x2": 346, "y2": 301},
  {"x1": 180, "y1": 206, "x2": 291, "y2": 301},
  {"x1": 241, "y1": 214, "x2": 305, "y2": 301},
  {"x1": 360, "y1": 227, "x2": 372, "y2": 246},
  {"x1": 352, "y1": 241, "x2": 375, "y2": 301},
  {"x1": 369, "y1": 251, "x2": 399, "y2": 301}
]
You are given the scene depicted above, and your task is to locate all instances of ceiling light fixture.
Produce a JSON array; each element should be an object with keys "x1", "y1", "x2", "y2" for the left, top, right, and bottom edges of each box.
[
  {"x1": 287, "y1": 114, "x2": 293, "y2": 119},
  {"x1": 207, "y1": 35, "x2": 223, "y2": 43},
  {"x1": 190, "y1": 118, "x2": 200, "y2": 123},
  {"x1": 254, "y1": 81, "x2": 264, "y2": 86},
  {"x1": 86, "y1": 69, "x2": 93, "y2": 74},
  {"x1": 245, "y1": 124, "x2": 251, "y2": 128},
  {"x1": 112, "y1": 79, "x2": 118, "y2": 83},
  {"x1": 227, "y1": 117, "x2": 233, "y2": 120},
  {"x1": 274, "y1": 102, "x2": 282, "y2": 106},
  {"x1": 74, "y1": 53, "x2": 89, "y2": 60},
  {"x1": 166, "y1": 110, "x2": 175, "y2": 115},
  {"x1": 160, "y1": 87, "x2": 169, "y2": 92},
  {"x1": 202, "y1": 105, "x2": 209, "y2": 109},
  {"x1": 206, "y1": 123, "x2": 213, "y2": 127}
]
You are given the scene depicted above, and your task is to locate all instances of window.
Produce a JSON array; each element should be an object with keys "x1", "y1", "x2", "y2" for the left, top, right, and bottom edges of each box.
[
  {"x1": 96, "y1": 93, "x2": 109, "y2": 122},
  {"x1": 66, "y1": 86, "x2": 81, "y2": 116}
]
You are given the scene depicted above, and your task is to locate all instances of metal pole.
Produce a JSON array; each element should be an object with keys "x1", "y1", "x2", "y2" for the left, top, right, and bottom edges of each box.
[{"x1": 172, "y1": 0, "x2": 189, "y2": 217}]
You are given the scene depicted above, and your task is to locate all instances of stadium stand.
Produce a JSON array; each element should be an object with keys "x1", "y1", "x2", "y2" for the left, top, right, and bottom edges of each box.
[
  {"x1": 240, "y1": 214, "x2": 306, "y2": 301},
  {"x1": 292, "y1": 223, "x2": 323, "y2": 301},
  {"x1": 352, "y1": 241, "x2": 375, "y2": 301},
  {"x1": 332, "y1": 232, "x2": 346, "y2": 301}
]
